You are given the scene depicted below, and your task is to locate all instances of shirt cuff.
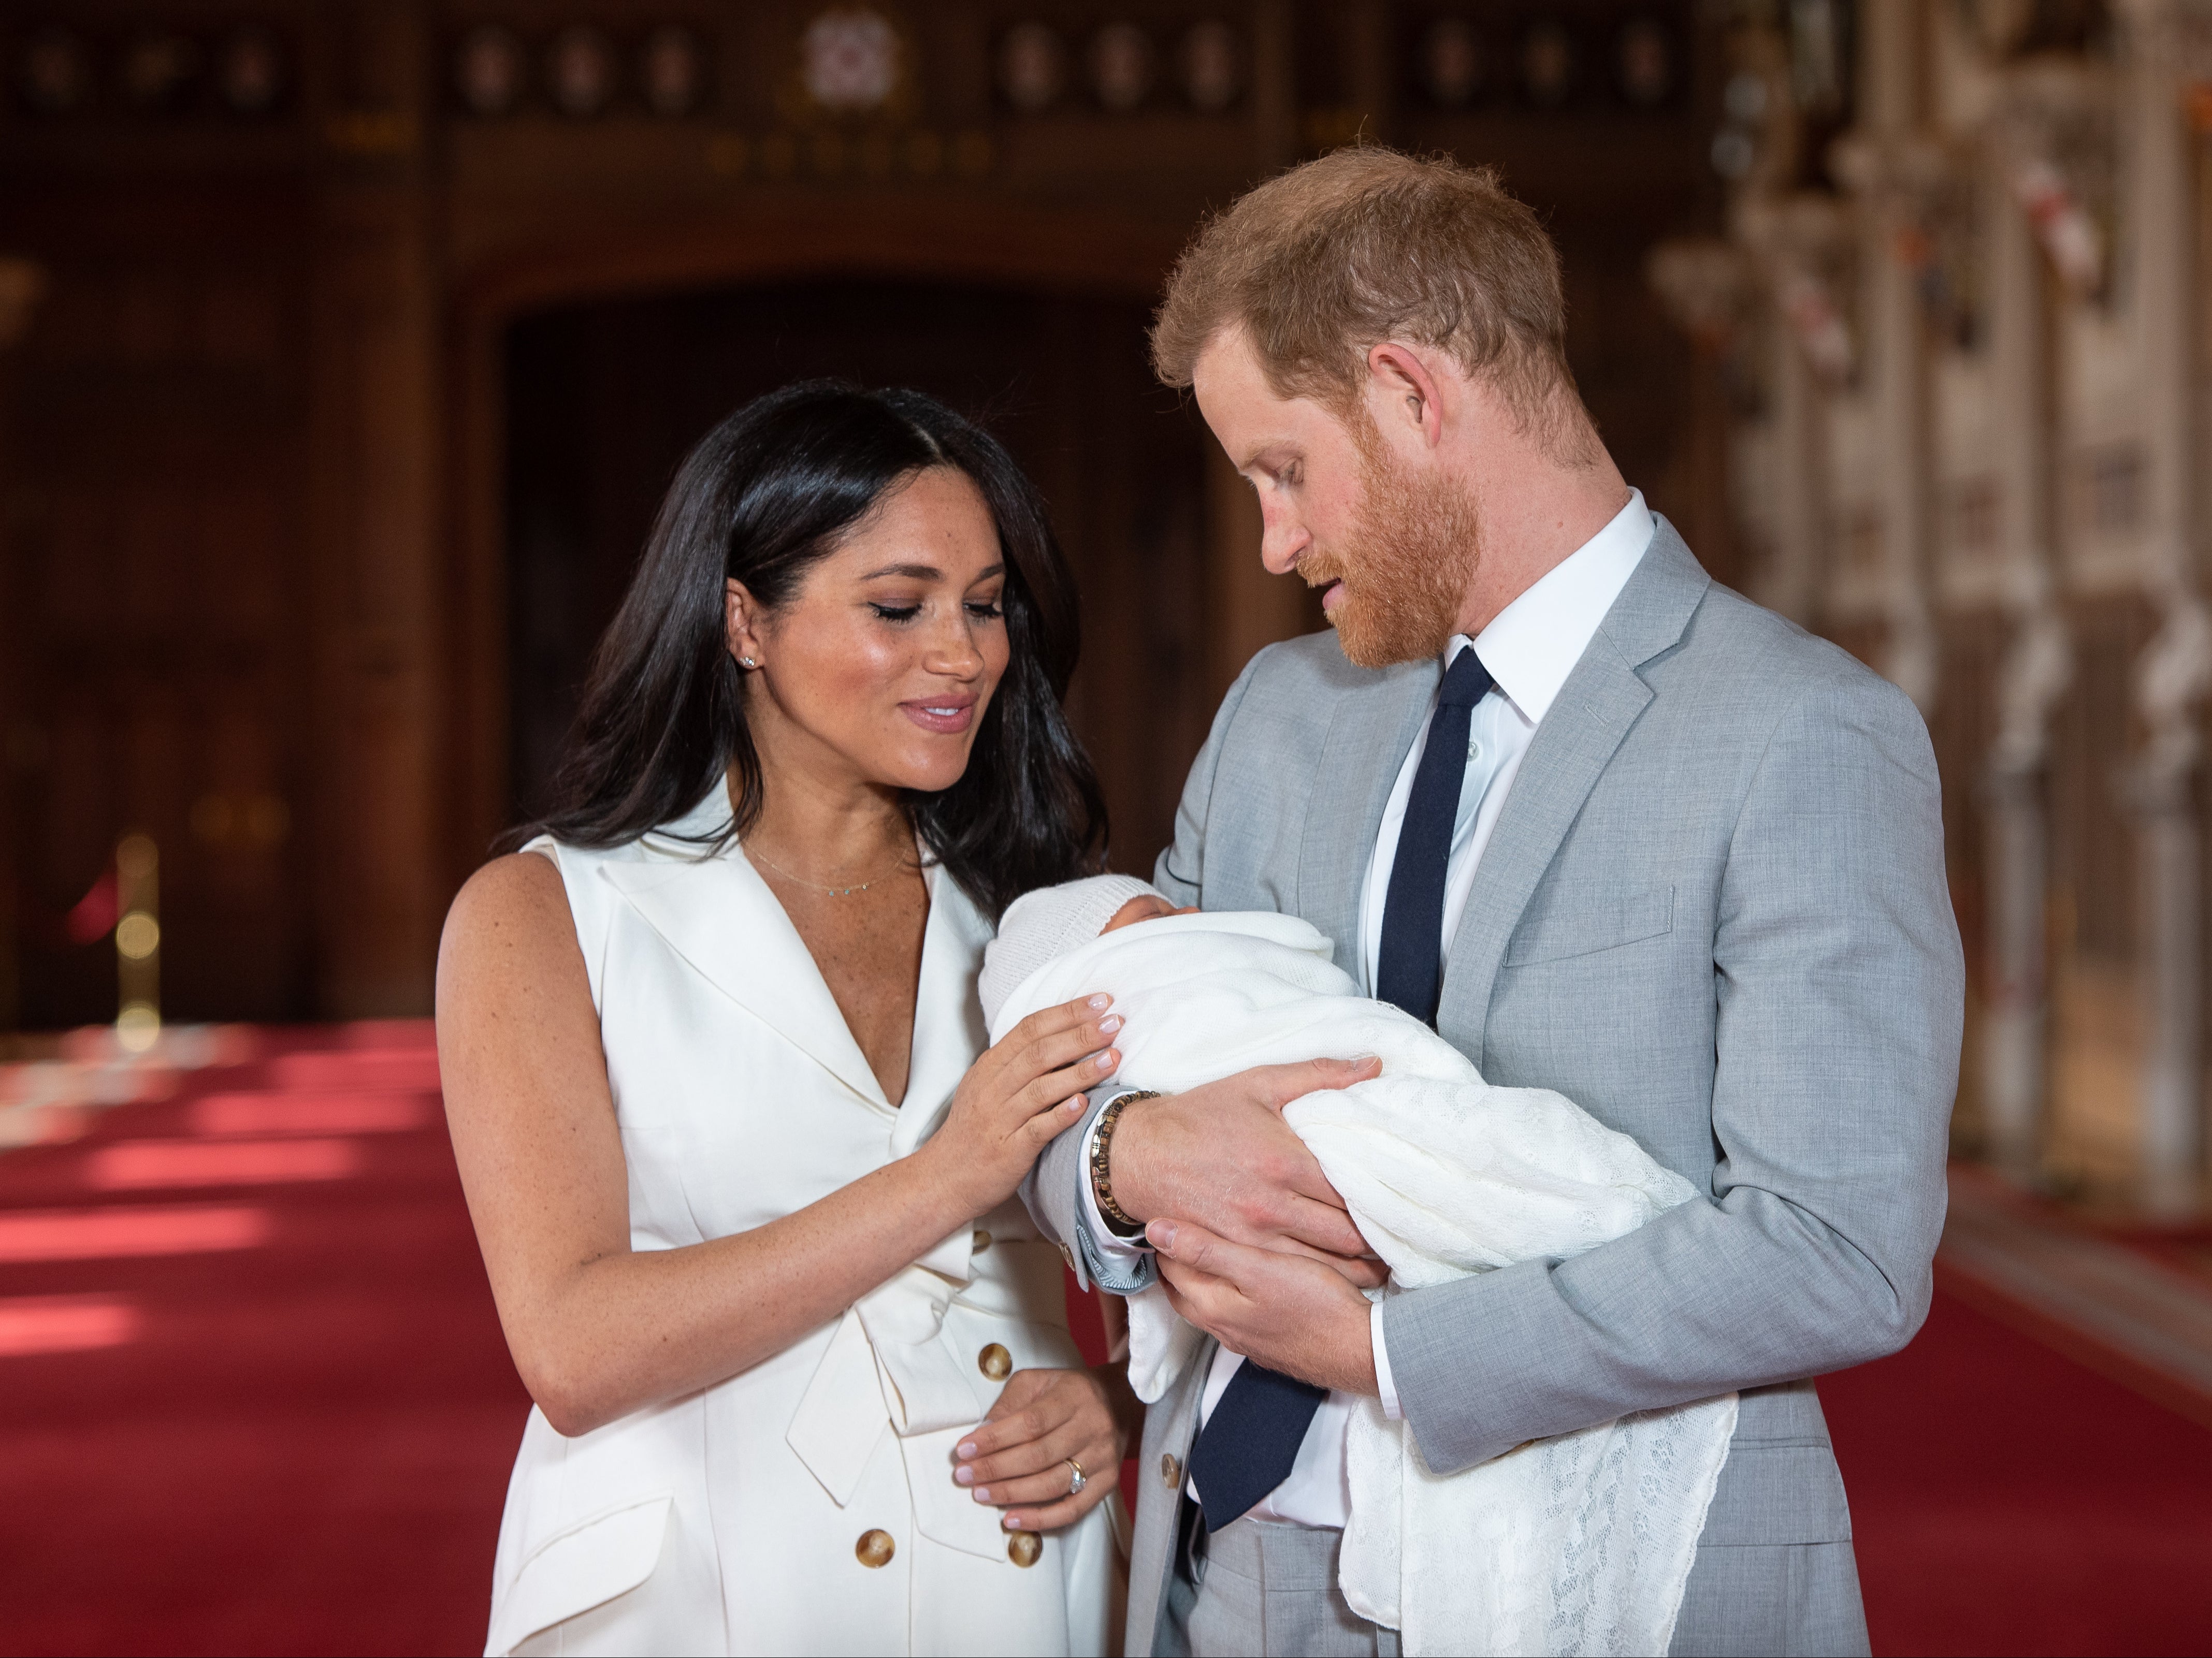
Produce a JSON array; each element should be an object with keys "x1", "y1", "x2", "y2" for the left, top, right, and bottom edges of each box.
[
  {"x1": 1371, "y1": 1299, "x2": 1403, "y2": 1421},
  {"x1": 1075, "y1": 1092, "x2": 1156, "y2": 1289}
]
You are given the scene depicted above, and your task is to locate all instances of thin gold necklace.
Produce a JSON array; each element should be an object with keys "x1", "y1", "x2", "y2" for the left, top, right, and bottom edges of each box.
[{"x1": 744, "y1": 842, "x2": 909, "y2": 898}]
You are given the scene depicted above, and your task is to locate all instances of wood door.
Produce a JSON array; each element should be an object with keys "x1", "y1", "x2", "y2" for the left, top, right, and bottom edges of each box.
[{"x1": 502, "y1": 278, "x2": 1215, "y2": 880}]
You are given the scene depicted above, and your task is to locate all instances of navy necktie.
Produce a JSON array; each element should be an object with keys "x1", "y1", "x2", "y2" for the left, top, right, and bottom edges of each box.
[
  {"x1": 1376, "y1": 648, "x2": 1495, "y2": 1027},
  {"x1": 1187, "y1": 647, "x2": 1494, "y2": 1534}
]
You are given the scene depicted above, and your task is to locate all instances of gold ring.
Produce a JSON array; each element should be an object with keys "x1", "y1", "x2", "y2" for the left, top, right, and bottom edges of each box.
[{"x1": 1065, "y1": 1457, "x2": 1087, "y2": 1496}]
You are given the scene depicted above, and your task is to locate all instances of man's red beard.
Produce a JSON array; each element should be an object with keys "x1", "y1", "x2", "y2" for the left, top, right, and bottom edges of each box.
[{"x1": 1299, "y1": 420, "x2": 1482, "y2": 668}]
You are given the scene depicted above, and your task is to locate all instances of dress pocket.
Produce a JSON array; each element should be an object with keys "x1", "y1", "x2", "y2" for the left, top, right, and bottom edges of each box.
[
  {"x1": 1503, "y1": 885, "x2": 1675, "y2": 967},
  {"x1": 488, "y1": 1494, "x2": 673, "y2": 1655}
]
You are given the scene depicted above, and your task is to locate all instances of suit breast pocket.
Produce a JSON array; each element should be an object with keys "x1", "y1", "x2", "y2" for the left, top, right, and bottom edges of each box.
[{"x1": 1503, "y1": 885, "x2": 1675, "y2": 967}]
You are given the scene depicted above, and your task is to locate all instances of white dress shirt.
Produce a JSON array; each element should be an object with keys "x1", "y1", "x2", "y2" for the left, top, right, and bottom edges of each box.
[{"x1": 1085, "y1": 489, "x2": 1655, "y2": 1530}]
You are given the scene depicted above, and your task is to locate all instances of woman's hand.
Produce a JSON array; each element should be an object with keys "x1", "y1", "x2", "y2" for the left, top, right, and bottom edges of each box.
[
  {"x1": 954, "y1": 1365, "x2": 1137, "y2": 1532},
  {"x1": 920, "y1": 996, "x2": 1123, "y2": 1216}
]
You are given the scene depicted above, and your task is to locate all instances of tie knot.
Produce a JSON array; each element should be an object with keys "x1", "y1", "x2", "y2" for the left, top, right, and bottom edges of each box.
[{"x1": 1438, "y1": 649, "x2": 1494, "y2": 710}]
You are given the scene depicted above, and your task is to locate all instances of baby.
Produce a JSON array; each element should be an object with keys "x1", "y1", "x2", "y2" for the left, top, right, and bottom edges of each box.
[{"x1": 980, "y1": 875, "x2": 1738, "y2": 1658}]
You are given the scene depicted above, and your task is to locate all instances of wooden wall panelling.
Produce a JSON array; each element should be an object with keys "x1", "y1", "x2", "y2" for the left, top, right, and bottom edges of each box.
[
  {"x1": 0, "y1": 258, "x2": 42, "y2": 1032},
  {"x1": 310, "y1": 2, "x2": 446, "y2": 1015},
  {"x1": 0, "y1": 0, "x2": 1729, "y2": 1023},
  {"x1": 1031, "y1": 294, "x2": 1216, "y2": 876},
  {"x1": 1, "y1": 203, "x2": 314, "y2": 1027}
]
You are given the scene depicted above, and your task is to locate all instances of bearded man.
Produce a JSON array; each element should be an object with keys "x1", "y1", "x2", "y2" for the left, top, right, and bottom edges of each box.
[{"x1": 1010, "y1": 147, "x2": 1962, "y2": 1657}]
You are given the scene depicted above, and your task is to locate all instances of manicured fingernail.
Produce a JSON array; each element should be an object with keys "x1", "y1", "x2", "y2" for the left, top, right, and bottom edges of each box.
[
  {"x1": 1148, "y1": 1219, "x2": 1177, "y2": 1250},
  {"x1": 955, "y1": 1466, "x2": 975, "y2": 1485},
  {"x1": 1064, "y1": 1094, "x2": 1087, "y2": 1114},
  {"x1": 1094, "y1": 1050, "x2": 1117, "y2": 1071},
  {"x1": 973, "y1": 1486, "x2": 991, "y2": 1502},
  {"x1": 1098, "y1": 1014, "x2": 1123, "y2": 1034},
  {"x1": 957, "y1": 1441, "x2": 976, "y2": 1459},
  {"x1": 1004, "y1": 1515, "x2": 1027, "y2": 1530},
  {"x1": 1088, "y1": 995, "x2": 1111, "y2": 1010}
]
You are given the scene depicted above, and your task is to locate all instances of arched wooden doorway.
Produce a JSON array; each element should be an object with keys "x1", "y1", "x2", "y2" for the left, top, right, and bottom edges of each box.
[
  {"x1": 442, "y1": 205, "x2": 1317, "y2": 893},
  {"x1": 499, "y1": 274, "x2": 1219, "y2": 874}
]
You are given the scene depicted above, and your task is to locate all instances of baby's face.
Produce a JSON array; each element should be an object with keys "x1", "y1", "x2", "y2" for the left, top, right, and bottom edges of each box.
[{"x1": 1102, "y1": 894, "x2": 1197, "y2": 934}]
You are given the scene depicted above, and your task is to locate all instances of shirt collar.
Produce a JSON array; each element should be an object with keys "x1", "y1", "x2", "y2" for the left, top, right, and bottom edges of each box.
[{"x1": 1447, "y1": 488, "x2": 1654, "y2": 726}]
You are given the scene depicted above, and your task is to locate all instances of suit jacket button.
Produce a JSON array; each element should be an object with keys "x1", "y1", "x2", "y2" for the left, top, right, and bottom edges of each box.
[
  {"x1": 1159, "y1": 1453, "x2": 1182, "y2": 1488},
  {"x1": 855, "y1": 1529, "x2": 895, "y2": 1568},
  {"x1": 972, "y1": 1229, "x2": 992, "y2": 1252},
  {"x1": 978, "y1": 1342, "x2": 1013, "y2": 1381},
  {"x1": 1007, "y1": 1531, "x2": 1042, "y2": 1567}
]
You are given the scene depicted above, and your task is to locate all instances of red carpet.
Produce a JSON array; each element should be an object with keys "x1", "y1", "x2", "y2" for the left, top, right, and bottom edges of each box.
[
  {"x1": 1, "y1": 1024, "x2": 2207, "y2": 1655},
  {"x1": 1822, "y1": 1281, "x2": 2212, "y2": 1656},
  {"x1": 0, "y1": 1025, "x2": 526, "y2": 1657}
]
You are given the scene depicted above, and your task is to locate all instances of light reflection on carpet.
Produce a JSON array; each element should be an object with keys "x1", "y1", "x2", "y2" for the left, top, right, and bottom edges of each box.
[
  {"x1": 0, "y1": 1293, "x2": 141, "y2": 1356},
  {"x1": 0, "y1": 1204, "x2": 272, "y2": 1261},
  {"x1": 85, "y1": 1137, "x2": 364, "y2": 1190}
]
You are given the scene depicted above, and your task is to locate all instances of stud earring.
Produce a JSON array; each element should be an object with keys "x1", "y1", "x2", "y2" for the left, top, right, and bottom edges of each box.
[{"x1": 741, "y1": 656, "x2": 757, "y2": 668}]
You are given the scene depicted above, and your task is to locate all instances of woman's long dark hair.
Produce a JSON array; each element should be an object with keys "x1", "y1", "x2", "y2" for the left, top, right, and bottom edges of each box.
[{"x1": 512, "y1": 381, "x2": 1107, "y2": 918}]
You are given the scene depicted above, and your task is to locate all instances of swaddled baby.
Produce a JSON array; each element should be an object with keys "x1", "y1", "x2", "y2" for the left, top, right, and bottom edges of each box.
[{"x1": 980, "y1": 875, "x2": 1739, "y2": 1658}]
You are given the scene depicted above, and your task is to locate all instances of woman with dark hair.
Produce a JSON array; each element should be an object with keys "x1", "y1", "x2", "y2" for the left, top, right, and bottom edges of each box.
[{"x1": 438, "y1": 383, "x2": 1131, "y2": 1656}]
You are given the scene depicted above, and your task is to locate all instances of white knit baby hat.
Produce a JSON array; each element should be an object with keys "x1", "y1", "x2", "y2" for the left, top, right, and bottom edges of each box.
[{"x1": 978, "y1": 874, "x2": 1162, "y2": 1030}]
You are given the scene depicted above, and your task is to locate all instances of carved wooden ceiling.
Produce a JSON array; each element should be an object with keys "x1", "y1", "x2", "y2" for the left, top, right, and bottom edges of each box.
[{"x1": 0, "y1": 6, "x2": 1697, "y2": 163}]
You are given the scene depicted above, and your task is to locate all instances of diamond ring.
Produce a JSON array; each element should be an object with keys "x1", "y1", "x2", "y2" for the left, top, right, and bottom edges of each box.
[{"x1": 1065, "y1": 1457, "x2": 1087, "y2": 1496}]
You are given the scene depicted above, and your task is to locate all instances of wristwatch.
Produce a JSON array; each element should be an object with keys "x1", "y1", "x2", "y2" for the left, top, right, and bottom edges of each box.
[{"x1": 1088, "y1": 1090, "x2": 1161, "y2": 1239}]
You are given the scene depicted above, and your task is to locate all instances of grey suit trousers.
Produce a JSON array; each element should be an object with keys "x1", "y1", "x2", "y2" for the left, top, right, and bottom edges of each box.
[
  {"x1": 1021, "y1": 521, "x2": 1958, "y2": 1657},
  {"x1": 1155, "y1": 1504, "x2": 1864, "y2": 1658},
  {"x1": 1164, "y1": 1516, "x2": 1401, "y2": 1658}
]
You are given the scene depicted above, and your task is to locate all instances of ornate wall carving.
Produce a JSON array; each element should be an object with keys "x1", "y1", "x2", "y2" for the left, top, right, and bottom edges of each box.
[{"x1": 1654, "y1": 0, "x2": 2212, "y2": 1215}]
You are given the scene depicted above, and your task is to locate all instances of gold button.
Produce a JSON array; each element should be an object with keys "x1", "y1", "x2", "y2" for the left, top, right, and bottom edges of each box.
[
  {"x1": 978, "y1": 1342, "x2": 1013, "y2": 1381},
  {"x1": 855, "y1": 1528, "x2": 894, "y2": 1568},
  {"x1": 1159, "y1": 1453, "x2": 1182, "y2": 1489},
  {"x1": 972, "y1": 1229, "x2": 991, "y2": 1252},
  {"x1": 1007, "y1": 1530, "x2": 1042, "y2": 1567}
]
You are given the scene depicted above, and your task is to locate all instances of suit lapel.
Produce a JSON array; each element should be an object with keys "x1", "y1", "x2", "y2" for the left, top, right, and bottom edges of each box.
[
  {"x1": 1297, "y1": 658, "x2": 1438, "y2": 991},
  {"x1": 601, "y1": 850, "x2": 893, "y2": 1112},
  {"x1": 1435, "y1": 519, "x2": 1712, "y2": 1055},
  {"x1": 1434, "y1": 649, "x2": 1652, "y2": 1054}
]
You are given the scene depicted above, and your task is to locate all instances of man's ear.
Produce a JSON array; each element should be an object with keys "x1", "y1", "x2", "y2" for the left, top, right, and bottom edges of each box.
[
  {"x1": 1363, "y1": 342, "x2": 1449, "y2": 452},
  {"x1": 725, "y1": 579, "x2": 765, "y2": 671}
]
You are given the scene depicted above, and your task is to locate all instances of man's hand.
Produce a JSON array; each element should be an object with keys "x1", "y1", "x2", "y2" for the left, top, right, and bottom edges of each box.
[
  {"x1": 1149, "y1": 1218, "x2": 1380, "y2": 1394},
  {"x1": 1109, "y1": 1058, "x2": 1386, "y2": 1286}
]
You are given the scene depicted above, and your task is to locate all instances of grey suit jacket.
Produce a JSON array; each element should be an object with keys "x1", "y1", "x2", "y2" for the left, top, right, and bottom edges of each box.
[{"x1": 1022, "y1": 521, "x2": 1962, "y2": 1656}]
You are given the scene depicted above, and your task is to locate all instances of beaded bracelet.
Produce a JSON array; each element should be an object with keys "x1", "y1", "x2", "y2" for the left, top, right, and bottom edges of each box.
[{"x1": 1089, "y1": 1089, "x2": 1161, "y2": 1238}]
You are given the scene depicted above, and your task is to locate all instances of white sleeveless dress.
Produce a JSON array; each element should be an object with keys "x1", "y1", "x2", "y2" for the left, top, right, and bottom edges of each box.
[{"x1": 485, "y1": 793, "x2": 1116, "y2": 1656}]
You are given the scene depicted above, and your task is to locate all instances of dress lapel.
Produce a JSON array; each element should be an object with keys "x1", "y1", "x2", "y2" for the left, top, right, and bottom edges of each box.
[
  {"x1": 890, "y1": 864, "x2": 993, "y2": 1157},
  {"x1": 1435, "y1": 519, "x2": 1713, "y2": 1055},
  {"x1": 1297, "y1": 655, "x2": 1438, "y2": 992},
  {"x1": 603, "y1": 834, "x2": 994, "y2": 1137},
  {"x1": 600, "y1": 848, "x2": 893, "y2": 1112}
]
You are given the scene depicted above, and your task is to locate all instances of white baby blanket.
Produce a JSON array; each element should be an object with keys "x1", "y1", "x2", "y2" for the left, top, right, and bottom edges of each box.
[{"x1": 989, "y1": 909, "x2": 1738, "y2": 1658}]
